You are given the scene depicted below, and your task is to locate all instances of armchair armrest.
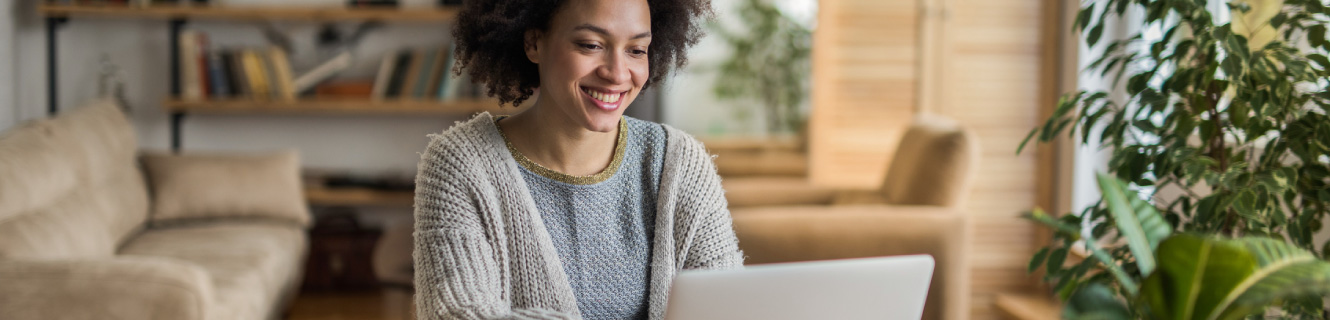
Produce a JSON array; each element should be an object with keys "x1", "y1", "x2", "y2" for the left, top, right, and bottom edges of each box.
[
  {"x1": 0, "y1": 257, "x2": 214, "y2": 320},
  {"x1": 730, "y1": 205, "x2": 970, "y2": 320}
]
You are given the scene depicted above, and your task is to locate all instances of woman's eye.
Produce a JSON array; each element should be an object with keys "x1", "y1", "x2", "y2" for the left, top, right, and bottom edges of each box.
[
  {"x1": 630, "y1": 49, "x2": 648, "y2": 56},
  {"x1": 579, "y1": 43, "x2": 602, "y2": 50}
]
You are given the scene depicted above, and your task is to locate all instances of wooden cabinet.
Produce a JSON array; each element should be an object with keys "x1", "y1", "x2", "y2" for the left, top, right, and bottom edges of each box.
[{"x1": 303, "y1": 210, "x2": 383, "y2": 291}]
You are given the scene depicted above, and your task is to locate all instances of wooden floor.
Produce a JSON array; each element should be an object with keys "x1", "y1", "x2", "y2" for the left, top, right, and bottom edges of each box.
[{"x1": 287, "y1": 290, "x2": 414, "y2": 320}]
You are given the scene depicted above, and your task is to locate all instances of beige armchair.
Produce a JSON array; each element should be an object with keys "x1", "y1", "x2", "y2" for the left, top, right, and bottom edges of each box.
[{"x1": 726, "y1": 114, "x2": 980, "y2": 320}]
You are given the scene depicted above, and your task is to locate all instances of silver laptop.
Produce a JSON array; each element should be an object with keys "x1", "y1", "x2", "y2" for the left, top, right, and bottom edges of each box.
[{"x1": 664, "y1": 255, "x2": 934, "y2": 320}]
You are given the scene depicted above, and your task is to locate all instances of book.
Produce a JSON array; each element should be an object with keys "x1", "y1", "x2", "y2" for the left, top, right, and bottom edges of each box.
[
  {"x1": 240, "y1": 49, "x2": 270, "y2": 98},
  {"x1": 219, "y1": 50, "x2": 242, "y2": 98},
  {"x1": 439, "y1": 43, "x2": 464, "y2": 100},
  {"x1": 178, "y1": 30, "x2": 202, "y2": 100},
  {"x1": 206, "y1": 50, "x2": 231, "y2": 97},
  {"x1": 434, "y1": 45, "x2": 456, "y2": 100},
  {"x1": 420, "y1": 48, "x2": 447, "y2": 99},
  {"x1": 397, "y1": 49, "x2": 425, "y2": 99},
  {"x1": 371, "y1": 53, "x2": 399, "y2": 100},
  {"x1": 195, "y1": 32, "x2": 210, "y2": 99},
  {"x1": 227, "y1": 50, "x2": 252, "y2": 98},
  {"x1": 412, "y1": 47, "x2": 441, "y2": 98},
  {"x1": 266, "y1": 47, "x2": 297, "y2": 101},
  {"x1": 384, "y1": 50, "x2": 413, "y2": 99},
  {"x1": 292, "y1": 51, "x2": 353, "y2": 95}
]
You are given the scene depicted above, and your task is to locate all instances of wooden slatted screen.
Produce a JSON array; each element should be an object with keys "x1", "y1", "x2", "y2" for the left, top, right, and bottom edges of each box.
[
  {"x1": 808, "y1": 0, "x2": 918, "y2": 189},
  {"x1": 933, "y1": 0, "x2": 1053, "y2": 318}
]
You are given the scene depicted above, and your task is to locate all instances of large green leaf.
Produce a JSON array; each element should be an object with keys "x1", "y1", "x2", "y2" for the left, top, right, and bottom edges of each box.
[
  {"x1": 1208, "y1": 237, "x2": 1330, "y2": 320},
  {"x1": 1139, "y1": 234, "x2": 1256, "y2": 320},
  {"x1": 1139, "y1": 235, "x2": 1330, "y2": 320},
  {"x1": 1098, "y1": 173, "x2": 1174, "y2": 275}
]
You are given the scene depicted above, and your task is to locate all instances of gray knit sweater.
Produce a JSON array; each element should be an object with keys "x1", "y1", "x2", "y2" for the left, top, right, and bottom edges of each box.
[{"x1": 413, "y1": 112, "x2": 745, "y2": 320}]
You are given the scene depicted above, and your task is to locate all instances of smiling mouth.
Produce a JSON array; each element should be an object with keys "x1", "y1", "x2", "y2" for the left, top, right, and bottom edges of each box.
[{"x1": 581, "y1": 87, "x2": 626, "y2": 110}]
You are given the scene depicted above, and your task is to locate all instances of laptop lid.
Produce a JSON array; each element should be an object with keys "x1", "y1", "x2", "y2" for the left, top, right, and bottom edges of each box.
[{"x1": 664, "y1": 255, "x2": 934, "y2": 320}]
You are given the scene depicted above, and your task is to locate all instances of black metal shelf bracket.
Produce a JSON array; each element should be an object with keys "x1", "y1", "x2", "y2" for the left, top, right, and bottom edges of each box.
[
  {"x1": 46, "y1": 16, "x2": 68, "y2": 116},
  {"x1": 169, "y1": 18, "x2": 187, "y2": 152}
]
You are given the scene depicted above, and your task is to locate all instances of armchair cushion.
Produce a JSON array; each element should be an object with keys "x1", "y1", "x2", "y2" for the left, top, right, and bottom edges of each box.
[
  {"x1": 0, "y1": 257, "x2": 214, "y2": 320},
  {"x1": 141, "y1": 150, "x2": 309, "y2": 227}
]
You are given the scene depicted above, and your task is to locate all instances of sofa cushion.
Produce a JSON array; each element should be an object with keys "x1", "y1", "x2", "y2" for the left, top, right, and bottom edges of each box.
[
  {"x1": 0, "y1": 99, "x2": 148, "y2": 259},
  {"x1": 141, "y1": 151, "x2": 310, "y2": 227},
  {"x1": 118, "y1": 223, "x2": 307, "y2": 320}
]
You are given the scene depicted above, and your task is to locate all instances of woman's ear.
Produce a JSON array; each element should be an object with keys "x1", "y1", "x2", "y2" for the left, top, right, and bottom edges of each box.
[{"x1": 524, "y1": 29, "x2": 542, "y2": 64}]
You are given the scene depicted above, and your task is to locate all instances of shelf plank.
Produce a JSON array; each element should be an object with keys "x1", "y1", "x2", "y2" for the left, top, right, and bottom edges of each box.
[
  {"x1": 162, "y1": 98, "x2": 516, "y2": 115},
  {"x1": 306, "y1": 186, "x2": 414, "y2": 207},
  {"x1": 38, "y1": 3, "x2": 459, "y2": 22}
]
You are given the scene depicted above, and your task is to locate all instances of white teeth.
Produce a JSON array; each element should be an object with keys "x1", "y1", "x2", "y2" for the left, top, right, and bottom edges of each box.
[{"x1": 585, "y1": 88, "x2": 619, "y2": 104}]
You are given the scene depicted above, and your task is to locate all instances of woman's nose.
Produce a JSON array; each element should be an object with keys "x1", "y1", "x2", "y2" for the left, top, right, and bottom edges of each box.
[{"x1": 597, "y1": 52, "x2": 631, "y2": 84}]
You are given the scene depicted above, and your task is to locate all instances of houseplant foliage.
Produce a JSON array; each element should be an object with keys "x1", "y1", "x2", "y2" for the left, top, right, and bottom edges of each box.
[
  {"x1": 1029, "y1": 174, "x2": 1330, "y2": 319},
  {"x1": 1018, "y1": 0, "x2": 1330, "y2": 317},
  {"x1": 710, "y1": 0, "x2": 812, "y2": 135}
]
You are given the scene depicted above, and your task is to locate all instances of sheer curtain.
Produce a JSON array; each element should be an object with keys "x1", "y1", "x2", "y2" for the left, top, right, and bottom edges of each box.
[{"x1": 1068, "y1": 1, "x2": 1233, "y2": 214}]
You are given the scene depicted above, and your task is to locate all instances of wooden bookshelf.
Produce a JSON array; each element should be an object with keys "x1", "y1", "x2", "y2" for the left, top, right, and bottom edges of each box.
[
  {"x1": 38, "y1": 3, "x2": 459, "y2": 22},
  {"x1": 163, "y1": 98, "x2": 516, "y2": 115},
  {"x1": 305, "y1": 186, "x2": 413, "y2": 207}
]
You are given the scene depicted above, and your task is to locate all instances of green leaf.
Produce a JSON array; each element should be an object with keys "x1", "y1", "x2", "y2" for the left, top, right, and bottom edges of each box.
[
  {"x1": 1048, "y1": 247, "x2": 1069, "y2": 274},
  {"x1": 1310, "y1": 25, "x2": 1328, "y2": 49},
  {"x1": 1063, "y1": 283, "x2": 1132, "y2": 320},
  {"x1": 1221, "y1": 55, "x2": 1244, "y2": 78},
  {"x1": 1307, "y1": 54, "x2": 1330, "y2": 69},
  {"x1": 1024, "y1": 209, "x2": 1083, "y2": 240},
  {"x1": 1087, "y1": 23, "x2": 1105, "y2": 48},
  {"x1": 1212, "y1": 237, "x2": 1330, "y2": 320},
  {"x1": 1017, "y1": 127, "x2": 1039, "y2": 155},
  {"x1": 1077, "y1": 4, "x2": 1095, "y2": 31},
  {"x1": 1086, "y1": 242, "x2": 1140, "y2": 296},
  {"x1": 1098, "y1": 173, "x2": 1173, "y2": 275},
  {"x1": 1030, "y1": 247, "x2": 1050, "y2": 273},
  {"x1": 1141, "y1": 234, "x2": 1256, "y2": 320}
]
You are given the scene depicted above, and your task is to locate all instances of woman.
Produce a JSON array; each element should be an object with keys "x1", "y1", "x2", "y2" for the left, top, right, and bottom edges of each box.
[{"x1": 412, "y1": 0, "x2": 742, "y2": 319}]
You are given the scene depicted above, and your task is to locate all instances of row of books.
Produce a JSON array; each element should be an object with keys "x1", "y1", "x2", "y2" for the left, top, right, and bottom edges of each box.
[
  {"x1": 178, "y1": 29, "x2": 478, "y2": 102},
  {"x1": 370, "y1": 45, "x2": 475, "y2": 101},
  {"x1": 178, "y1": 30, "x2": 311, "y2": 101}
]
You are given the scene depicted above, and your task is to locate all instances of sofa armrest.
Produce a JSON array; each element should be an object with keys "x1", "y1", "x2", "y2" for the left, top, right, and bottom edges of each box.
[
  {"x1": 730, "y1": 205, "x2": 971, "y2": 320},
  {"x1": 0, "y1": 257, "x2": 214, "y2": 320}
]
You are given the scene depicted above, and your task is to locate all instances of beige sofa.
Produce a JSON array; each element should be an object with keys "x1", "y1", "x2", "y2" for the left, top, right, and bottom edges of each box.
[
  {"x1": 0, "y1": 100, "x2": 310, "y2": 320},
  {"x1": 723, "y1": 114, "x2": 979, "y2": 320}
]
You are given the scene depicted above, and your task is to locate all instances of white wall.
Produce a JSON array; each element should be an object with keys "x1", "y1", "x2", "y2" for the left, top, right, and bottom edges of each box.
[{"x1": 0, "y1": 0, "x2": 16, "y2": 130}]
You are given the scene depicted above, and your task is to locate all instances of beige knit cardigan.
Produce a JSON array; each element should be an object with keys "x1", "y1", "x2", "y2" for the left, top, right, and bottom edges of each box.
[{"x1": 412, "y1": 113, "x2": 745, "y2": 320}]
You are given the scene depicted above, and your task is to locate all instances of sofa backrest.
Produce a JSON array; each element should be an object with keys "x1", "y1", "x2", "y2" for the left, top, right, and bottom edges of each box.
[
  {"x1": 879, "y1": 114, "x2": 980, "y2": 208},
  {"x1": 0, "y1": 100, "x2": 149, "y2": 259}
]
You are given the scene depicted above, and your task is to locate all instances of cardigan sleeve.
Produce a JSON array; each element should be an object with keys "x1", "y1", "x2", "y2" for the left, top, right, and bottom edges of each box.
[
  {"x1": 412, "y1": 136, "x2": 577, "y2": 320},
  {"x1": 668, "y1": 131, "x2": 746, "y2": 270}
]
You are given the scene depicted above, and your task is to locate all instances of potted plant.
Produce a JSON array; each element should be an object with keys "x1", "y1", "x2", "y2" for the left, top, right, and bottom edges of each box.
[
  {"x1": 1019, "y1": 0, "x2": 1330, "y2": 317},
  {"x1": 710, "y1": 0, "x2": 812, "y2": 137}
]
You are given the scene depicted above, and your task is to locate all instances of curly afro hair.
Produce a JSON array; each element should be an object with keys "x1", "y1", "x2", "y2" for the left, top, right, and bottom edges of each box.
[{"x1": 452, "y1": 0, "x2": 713, "y2": 107}]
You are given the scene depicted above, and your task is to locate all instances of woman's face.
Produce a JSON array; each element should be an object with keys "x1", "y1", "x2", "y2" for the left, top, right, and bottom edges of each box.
[{"x1": 526, "y1": 0, "x2": 651, "y2": 133}]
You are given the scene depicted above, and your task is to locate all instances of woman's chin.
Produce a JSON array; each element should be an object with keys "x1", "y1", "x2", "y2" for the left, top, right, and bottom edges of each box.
[{"x1": 584, "y1": 116, "x2": 620, "y2": 133}]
